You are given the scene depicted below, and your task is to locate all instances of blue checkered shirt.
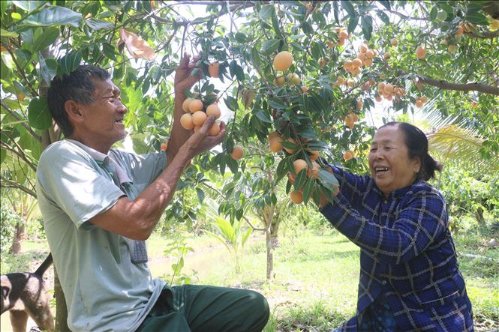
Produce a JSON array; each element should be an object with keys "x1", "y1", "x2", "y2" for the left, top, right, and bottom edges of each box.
[{"x1": 322, "y1": 166, "x2": 474, "y2": 331}]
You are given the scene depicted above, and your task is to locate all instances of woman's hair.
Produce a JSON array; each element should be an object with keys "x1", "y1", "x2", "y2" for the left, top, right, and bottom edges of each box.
[
  {"x1": 380, "y1": 122, "x2": 443, "y2": 181},
  {"x1": 47, "y1": 65, "x2": 110, "y2": 137}
]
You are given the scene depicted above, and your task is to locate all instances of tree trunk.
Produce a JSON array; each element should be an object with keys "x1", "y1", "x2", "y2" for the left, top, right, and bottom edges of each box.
[
  {"x1": 54, "y1": 271, "x2": 70, "y2": 332},
  {"x1": 10, "y1": 222, "x2": 25, "y2": 254},
  {"x1": 265, "y1": 228, "x2": 274, "y2": 280}
]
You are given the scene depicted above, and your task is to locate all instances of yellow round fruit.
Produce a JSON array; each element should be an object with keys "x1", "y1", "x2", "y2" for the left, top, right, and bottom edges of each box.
[
  {"x1": 231, "y1": 145, "x2": 244, "y2": 160},
  {"x1": 290, "y1": 190, "x2": 303, "y2": 204},
  {"x1": 189, "y1": 99, "x2": 204, "y2": 113},
  {"x1": 206, "y1": 103, "x2": 221, "y2": 118},
  {"x1": 208, "y1": 62, "x2": 220, "y2": 78},
  {"x1": 309, "y1": 150, "x2": 320, "y2": 161},
  {"x1": 208, "y1": 122, "x2": 221, "y2": 136},
  {"x1": 448, "y1": 45, "x2": 458, "y2": 54},
  {"x1": 307, "y1": 161, "x2": 320, "y2": 179},
  {"x1": 180, "y1": 113, "x2": 194, "y2": 130},
  {"x1": 274, "y1": 76, "x2": 286, "y2": 86},
  {"x1": 273, "y1": 51, "x2": 293, "y2": 71},
  {"x1": 343, "y1": 150, "x2": 355, "y2": 161},
  {"x1": 160, "y1": 141, "x2": 168, "y2": 151},
  {"x1": 416, "y1": 46, "x2": 426, "y2": 59},
  {"x1": 338, "y1": 30, "x2": 348, "y2": 39},
  {"x1": 182, "y1": 98, "x2": 193, "y2": 113},
  {"x1": 293, "y1": 159, "x2": 308, "y2": 174},
  {"x1": 352, "y1": 58, "x2": 363, "y2": 68},
  {"x1": 192, "y1": 111, "x2": 207, "y2": 126},
  {"x1": 286, "y1": 73, "x2": 301, "y2": 86},
  {"x1": 269, "y1": 137, "x2": 283, "y2": 153}
]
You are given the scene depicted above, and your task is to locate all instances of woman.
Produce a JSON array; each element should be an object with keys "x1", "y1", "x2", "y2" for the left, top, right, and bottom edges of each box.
[{"x1": 320, "y1": 122, "x2": 473, "y2": 331}]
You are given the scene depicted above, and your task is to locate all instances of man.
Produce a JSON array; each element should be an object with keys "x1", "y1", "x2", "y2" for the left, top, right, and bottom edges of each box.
[{"x1": 36, "y1": 55, "x2": 269, "y2": 332}]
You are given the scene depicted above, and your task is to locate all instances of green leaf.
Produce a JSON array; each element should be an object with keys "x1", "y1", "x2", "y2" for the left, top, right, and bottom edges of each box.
[
  {"x1": 57, "y1": 51, "x2": 82, "y2": 76},
  {"x1": 196, "y1": 188, "x2": 205, "y2": 203},
  {"x1": 361, "y1": 16, "x2": 373, "y2": 40},
  {"x1": 38, "y1": 55, "x2": 57, "y2": 86},
  {"x1": 102, "y1": 43, "x2": 117, "y2": 60},
  {"x1": 255, "y1": 110, "x2": 272, "y2": 123},
  {"x1": 333, "y1": 1, "x2": 339, "y2": 24},
  {"x1": 341, "y1": 1, "x2": 356, "y2": 17},
  {"x1": 294, "y1": 169, "x2": 307, "y2": 190},
  {"x1": 261, "y1": 39, "x2": 280, "y2": 55},
  {"x1": 0, "y1": 29, "x2": 19, "y2": 38},
  {"x1": 224, "y1": 96, "x2": 238, "y2": 112},
  {"x1": 377, "y1": 0, "x2": 391, "y2": 11},
  {"x1": 12, "y1": 1, "x2": 40, "y2": 11},
  {"x1": 0, "y1": 147, "x2": 6, "y2": 164},
  {"x1": 347, "y1": 15, "x2": 359, "y2": 34},
  {"x1": 302, "y1": 179, "x2": 314, "y2": 203},
  {"x1": 28, "y1": 97, "x2": 52, "y2": 130},
  {"x1": 22, "y1": 6, "x2": 82, "y2": 28},
  {"x1": 429, "y1": 5, "x2": 438, "y2": 21},
  {"x1": 85, "y1": 18, "x2": 114, "y2": 31},
  {"x1": 318, "y1": 169, "x2": 339, "y2": 188},
  {"x1": 301, "y1": 21, "x2": 314, "y2": 35},
  {"x1": 376, "y1": 10, "x2": 390, "y2": 24},
  {"x1": 229, "y1": 60, "x2": 245, "y2": 81},
  {"x1": 311, "y1": 41, "x2": 322, "y2": 60},
  {"x1": 226, "y1": 156, "x2": 239, "y2": 174},
  {"x1": 268, "y1": 99, "x2": 287, "y2": 109},
  {"x1": 259, "y1": 5, "x2": 275, "y2": 21},
  {"x1": 32, "y1": 27, "x2": 59, "y2": 52},
  {"x1": 465, "y1": 12, "x2": 489, "y2": 26}
]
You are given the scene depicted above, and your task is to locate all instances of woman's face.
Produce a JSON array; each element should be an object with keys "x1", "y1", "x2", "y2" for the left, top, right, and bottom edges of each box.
[{"x1": 368, "y1": 125, "x2": 421, "y2": 197}]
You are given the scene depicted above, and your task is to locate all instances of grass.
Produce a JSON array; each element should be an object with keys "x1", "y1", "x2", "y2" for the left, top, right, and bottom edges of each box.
[{"x1": 1, "y1": 225, "x2": 497, "y2": 332}]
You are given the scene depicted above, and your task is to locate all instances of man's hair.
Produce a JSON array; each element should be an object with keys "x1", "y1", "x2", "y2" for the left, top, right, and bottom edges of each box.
[{"x1": 47, "y1": 65, "x2": 110, "y2": 137}]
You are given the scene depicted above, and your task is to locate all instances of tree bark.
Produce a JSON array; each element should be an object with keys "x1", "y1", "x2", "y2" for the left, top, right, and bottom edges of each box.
[
  {"x1": 265, "y1": 229, "x2": 274, "y2": 280},
  {"x1": 54, "y1": 271, "x2": 70, "y2": 332},
  {"x1": 417, "y1": 75, "x2": 499, "y2": 95},
  {"x1": 10, "y1": 222, "x2": 25, "y2": 254}
]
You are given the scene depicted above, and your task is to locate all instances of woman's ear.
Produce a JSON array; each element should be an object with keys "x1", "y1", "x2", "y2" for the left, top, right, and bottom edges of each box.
[
  {"x1": 64, "y1": 100, "x2": 83, "y2": 123},
  {"x1": 413, "y1": 157, "x2": 422, "y2": 174}
]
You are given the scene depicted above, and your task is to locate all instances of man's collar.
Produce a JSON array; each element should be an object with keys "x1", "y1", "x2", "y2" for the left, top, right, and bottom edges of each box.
[
  {"x1": 66, "y1": 139, "x2": 132, "y2": 184},
  {"x1": 66, "y1": 139, "x2": 107, "y2": 161}
]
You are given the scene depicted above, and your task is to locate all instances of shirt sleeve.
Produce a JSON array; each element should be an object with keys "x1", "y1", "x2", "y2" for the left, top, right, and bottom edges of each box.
[
  {"x1": 37, "y1": 143, "x2": 125, "y2": 228},
  {"x1": 321, "y1": 186, "x2": 448, "y2": 265},
  {"x1": 327, "y1": 164, "x2": 372, "y2": 204}
]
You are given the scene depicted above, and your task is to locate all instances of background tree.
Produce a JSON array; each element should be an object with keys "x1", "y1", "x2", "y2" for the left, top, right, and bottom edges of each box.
[{"x1": 1, "y1": 0, "x2": 497, "y2": 328}]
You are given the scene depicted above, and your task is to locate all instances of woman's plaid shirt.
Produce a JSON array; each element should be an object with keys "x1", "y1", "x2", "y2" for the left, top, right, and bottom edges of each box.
[{"x1": 321, "y1": 166, "x2": 473, "y2": 331}]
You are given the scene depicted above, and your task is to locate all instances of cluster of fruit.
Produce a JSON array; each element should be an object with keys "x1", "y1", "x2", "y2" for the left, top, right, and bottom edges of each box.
[
  {"x1": 343, "y1": 43, "x2": 376, "y2": 76},
  {"x1": 414, "y1": 96, "x2": 428, "y2": 108},
  {"x1": 180, "y1": 98, "x2": 222, "y2": 136},
  {"x1": 375, "y1": 82, "x2": 406, "y2": 102},
  {"x1": 344, "y1": 112, "x2": 359, "y2": 130},
  {"x1": 272, "y1": 51, "x2": 304, "y2": 90}
]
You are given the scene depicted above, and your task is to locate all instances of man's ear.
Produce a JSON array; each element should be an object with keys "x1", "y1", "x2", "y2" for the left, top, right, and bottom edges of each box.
[{"x1": 64, "y1": 100, "x2": 84, "y2": 123}]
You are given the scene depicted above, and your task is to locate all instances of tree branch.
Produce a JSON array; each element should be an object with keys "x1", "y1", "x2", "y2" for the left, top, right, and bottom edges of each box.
[
  {"x1": 468, "y1": 30, "x2": 499, "y2": 39},
  {"x1": 417, "y1": 75, "x2": 499, "y2": 95},
  {"x1": 0, "y1": 177, "x2": 37, "y2": 198},
  {"x1": 0, "y1": 139, "x2": 37, "y2": 172},
  {"x1": 1, "y1": 100, "x2": 42, "y2": 142},
  {"x1": 386, "y1": 9, "x2": 428, "y2": 21}
]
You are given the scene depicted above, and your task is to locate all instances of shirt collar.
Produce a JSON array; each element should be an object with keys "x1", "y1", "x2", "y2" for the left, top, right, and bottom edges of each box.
[{"x1": 66, "y1": 139, "x2": 132, "y2": 184}]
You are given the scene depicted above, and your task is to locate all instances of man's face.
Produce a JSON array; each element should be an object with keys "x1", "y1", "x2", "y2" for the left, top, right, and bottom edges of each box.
[{"x1": 72, "y1": 78, "x2": 127, "y2": 153}]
